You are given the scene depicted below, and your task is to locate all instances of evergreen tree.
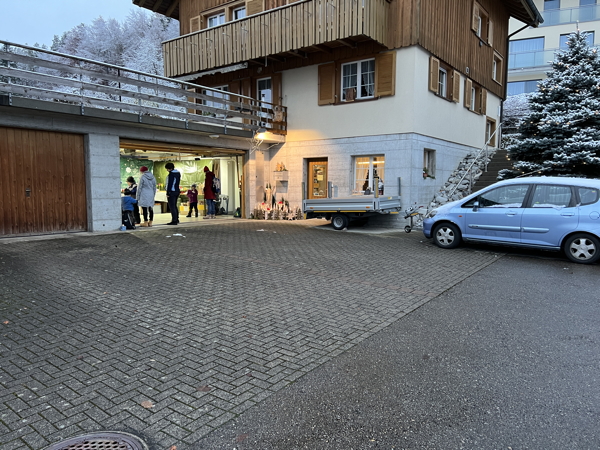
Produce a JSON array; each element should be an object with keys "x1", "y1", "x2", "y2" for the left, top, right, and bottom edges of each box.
[{"x1": 501, "y1": 31, "x2": 600, "y2": 179}]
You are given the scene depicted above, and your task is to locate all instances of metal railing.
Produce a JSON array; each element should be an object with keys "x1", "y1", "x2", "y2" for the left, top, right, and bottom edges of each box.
[{"x1": 0, "y1": 40, "x2": 287, "y2": 134}]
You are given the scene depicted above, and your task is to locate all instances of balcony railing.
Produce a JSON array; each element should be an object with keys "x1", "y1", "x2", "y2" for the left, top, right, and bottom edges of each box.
[
  {"x1": 0, "y1": 41, "x2": 287, "y2": 134},
  {"x1": 508, "y1": 44, "x2": 599, "y2": 70},
  {"x1": 540, "y1": 4, "x2": 600, "y2": 26},
  {"x1": 163, "y1": 0, "x2": 391, "y2": 78}
]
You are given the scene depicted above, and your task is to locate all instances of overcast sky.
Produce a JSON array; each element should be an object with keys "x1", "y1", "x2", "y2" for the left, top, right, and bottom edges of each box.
[{"x1": 0, "y1": 0, "x2": 139, "y2": 47}]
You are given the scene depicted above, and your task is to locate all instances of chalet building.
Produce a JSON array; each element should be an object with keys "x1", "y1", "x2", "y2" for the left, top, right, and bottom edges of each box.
[
  {"x1": 508, "y1": 0, "x2": 600, "y2": 96},
  {"x1": 134, "y1": 0, "x2": 542, "y2": 226}
]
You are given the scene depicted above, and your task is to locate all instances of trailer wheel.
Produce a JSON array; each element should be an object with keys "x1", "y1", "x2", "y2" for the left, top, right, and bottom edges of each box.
[
  {"x1": 404, "y1": 225, "x2": 412, "y2": 233},
  {"x1": 331, "y1": 214, "x2": 349, "y2": 230}
]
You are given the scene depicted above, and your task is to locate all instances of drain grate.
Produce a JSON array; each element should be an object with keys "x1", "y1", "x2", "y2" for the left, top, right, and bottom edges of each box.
[{"x1": 45, "y1": 432, "x2": 148, "y2": 450}]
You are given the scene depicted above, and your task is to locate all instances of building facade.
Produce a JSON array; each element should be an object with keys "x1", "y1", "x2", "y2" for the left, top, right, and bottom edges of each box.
[
  {"x1": 137, "y1": 0, "x2": 541, "y2": 226},
  {"x1": 508, "y1": 0, "x2": 600, "y2": 96}
]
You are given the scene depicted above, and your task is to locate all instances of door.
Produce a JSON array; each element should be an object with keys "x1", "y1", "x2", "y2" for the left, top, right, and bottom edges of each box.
[
  {"x1": 463, "y1": 184, "x2": 530, "y2": 243},
  {"x1": 308, "y1": 159, "x2": 328, "y2": 199},
  {"x1": 521, "y1": 184, "x2": 578, "y2": 247},
  {"x1": 0, "y1": 127, "x2": 87, "y2": 236}
]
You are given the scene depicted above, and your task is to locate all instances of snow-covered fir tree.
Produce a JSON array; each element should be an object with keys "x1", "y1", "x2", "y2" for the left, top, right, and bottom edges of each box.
[{"x1": 500, "y1": 30, "x2": 600, "y2": 179}]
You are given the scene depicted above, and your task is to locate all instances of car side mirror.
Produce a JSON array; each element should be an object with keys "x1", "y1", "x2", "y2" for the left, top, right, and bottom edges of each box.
[{"x1": 472, "y1": 201, "x2": 480, "y2": 212}]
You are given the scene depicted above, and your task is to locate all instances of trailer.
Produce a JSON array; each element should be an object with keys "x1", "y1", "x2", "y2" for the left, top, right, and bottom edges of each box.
[{"x1": 303, "y1": 196, "x2": 402, "y2": 230}]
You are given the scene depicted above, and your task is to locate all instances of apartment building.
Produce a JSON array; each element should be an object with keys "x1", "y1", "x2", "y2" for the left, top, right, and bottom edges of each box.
[
  {"x1": 135, "y1": 0, "x2": 541, "y2": 225},
  {"x1": 508, "y1": 0, "x2": 600, "y2": 96}
]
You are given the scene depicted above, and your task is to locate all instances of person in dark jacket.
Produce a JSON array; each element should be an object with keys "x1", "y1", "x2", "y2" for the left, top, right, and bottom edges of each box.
[
  {"x1": 203, "y1": 166, "x2": 217, "y2": 219},
  {"x1": 126, "y1": 176, "x2": 141, "y2": 224},
  {"x1": 165, "y1": 162, "x2": 181, "y2": 225},
  {"x1": 186, "y1": 184, "x2": 199, "y2": 218}
]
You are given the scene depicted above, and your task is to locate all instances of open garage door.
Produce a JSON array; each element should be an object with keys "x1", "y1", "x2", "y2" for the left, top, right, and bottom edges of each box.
[{"x1": 0, "y1": 127, "x2": 86, "y2": 236}]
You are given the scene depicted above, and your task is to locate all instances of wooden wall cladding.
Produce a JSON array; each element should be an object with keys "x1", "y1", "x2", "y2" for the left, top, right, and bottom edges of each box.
[{"x1": 0, "y1": 127, "x2": 87, "y2": 236}]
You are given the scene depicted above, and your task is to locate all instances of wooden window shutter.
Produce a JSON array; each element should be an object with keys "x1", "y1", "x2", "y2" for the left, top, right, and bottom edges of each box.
[
  {"x1": 190, "y1": 16, "x2": 202, "y2": 33},
  {"x1": 452, "y1": 70, "x2": 460, "y2": 103},
  {"x1": 487, "y1": 20, "x2": 493, "y2": 46},
  {"x1": 472, "y1": 3, "x2": 480, "y2": 33},
  {"x1": 187, "y1": 88, "x2": 198, "y2": 114},
  {"x1": 271, "y1": 73, "x2": 282, "y2": 106},
  {"x1": 429, "y1": 56, "x2": 440, "y2": 93},
  {"x1": 246, "y1": 0, "x2": 264, "y2": 16},
  {"x1": 318, "y1": 63, "x2": 336, "y2": 106},
  {"x1": 480, "y1": 88, "x2": 487, "y2": 115},
  {"x1": 374, "y1": 52, "x2": 396, "y2": 97},
  {"x1": 229, "y1": 80, "x2": 241, "y2": 107},
  {"x1": 464, "y1": 79, "x2": 472, "y2": 109}
]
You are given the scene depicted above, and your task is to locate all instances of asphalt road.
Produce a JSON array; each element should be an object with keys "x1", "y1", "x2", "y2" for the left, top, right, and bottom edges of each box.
[{"x1": 193, "y1": 253, "x2": 600, "y2": 449}]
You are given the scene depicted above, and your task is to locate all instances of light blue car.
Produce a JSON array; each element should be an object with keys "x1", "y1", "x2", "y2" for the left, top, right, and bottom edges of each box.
[{"x1": 423, "y1": 177, "x2": 600, "y2": 264}]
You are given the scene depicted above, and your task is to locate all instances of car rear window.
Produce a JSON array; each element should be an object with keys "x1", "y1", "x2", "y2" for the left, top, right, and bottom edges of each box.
[
  {"x1": 578, "y1": 187, "x2": 599, "y2": 205},
  {"x1": 531, "y1": 185, "x2": 573, "y2": 208}
]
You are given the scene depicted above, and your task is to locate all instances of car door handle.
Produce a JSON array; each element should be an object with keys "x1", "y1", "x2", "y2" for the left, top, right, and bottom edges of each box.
[
  {"x1": 505, "y1": 212, "x2": 517, "y2": 216},
  {"x1": 560, "y1": 212, "x2": 575, "y2": 217}
]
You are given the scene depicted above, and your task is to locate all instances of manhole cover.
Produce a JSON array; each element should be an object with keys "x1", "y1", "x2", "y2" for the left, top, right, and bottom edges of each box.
[{"x1": 45, "y1": 431, "x2": 148, "y2": 450}]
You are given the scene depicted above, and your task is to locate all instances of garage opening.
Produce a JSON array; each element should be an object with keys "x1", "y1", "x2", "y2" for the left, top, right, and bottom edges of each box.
[{"x1": 120, "y1": 140, "x2": 245, "y2": 224}]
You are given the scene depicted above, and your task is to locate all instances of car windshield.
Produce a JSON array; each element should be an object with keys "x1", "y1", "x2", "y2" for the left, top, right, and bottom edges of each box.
[{"x1": 463, "y1": 184, "x2": 529, "y2": 208}]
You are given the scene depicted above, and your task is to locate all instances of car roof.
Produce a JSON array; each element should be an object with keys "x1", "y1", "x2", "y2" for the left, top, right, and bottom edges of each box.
[{"x1": 497, "y1": 176, "x2": 600, "y2": 188}]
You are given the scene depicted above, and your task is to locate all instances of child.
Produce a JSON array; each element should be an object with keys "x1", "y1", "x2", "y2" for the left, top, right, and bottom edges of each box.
[
  {"x1": 121, "y1": 188, "x2": 137, "y2": 229},
  {"x1": 186, "y1": 184, "x2": 199, "y2": 217}
]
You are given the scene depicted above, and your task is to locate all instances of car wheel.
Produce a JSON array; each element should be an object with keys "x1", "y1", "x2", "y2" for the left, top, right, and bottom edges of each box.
[
  {"x1": 331, "y1": 214, "x2": 349, "y2": 230},
  {"x1": 433, "y1": 223, "x2": 461, "y2": 249},
  {"x1": 564, "y1": 233, "x2": 600, "y2": 264}
]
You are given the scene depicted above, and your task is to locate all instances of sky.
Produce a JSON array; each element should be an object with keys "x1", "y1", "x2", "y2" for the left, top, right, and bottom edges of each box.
[{"x1": 0, "y1": 0, "x2": 139, "y2": 47}]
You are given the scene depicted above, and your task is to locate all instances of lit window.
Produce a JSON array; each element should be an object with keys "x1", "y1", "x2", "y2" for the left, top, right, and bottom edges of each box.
[
  {"x1": 341, "y1": 59, "x2": 375, "y2": 101},
  {"x1": 354, "y1": 156, "x2": 385, "y2": 194}
]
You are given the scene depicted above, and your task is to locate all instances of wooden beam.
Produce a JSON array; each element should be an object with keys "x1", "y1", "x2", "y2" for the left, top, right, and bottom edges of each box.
[
  {"x1": 152, "y1": 0, "x2": 164, "y2": 12},
  {"x1": 165, "y1": 0, "x2": 180, "y2": 17},
  {"x1": 267, "y1": 55, "x2": 286, "y2": 63},
  {"x1": 338, "y1": 38, "x2": 357, "y2": 48},
  {"x1": 138, "y1": 0, "x2": 147, "y2": 6},
  {"x1": 285, "y1": 50, "x2": 308, "y2": 58},
  {"x1": 311, "y1": 44, "x2": 333, "y2": 53}
]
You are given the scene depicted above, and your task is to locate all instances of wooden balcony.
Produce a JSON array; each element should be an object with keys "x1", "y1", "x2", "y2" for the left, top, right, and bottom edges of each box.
[{"x1": 163, "y1": 0, "x2": 391, "y2": 78}]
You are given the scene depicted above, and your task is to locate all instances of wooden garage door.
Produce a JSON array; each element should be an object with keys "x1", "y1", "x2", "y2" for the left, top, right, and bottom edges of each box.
[{"x1": 0, "y1": 127, "x2": 87, "y2": 236}]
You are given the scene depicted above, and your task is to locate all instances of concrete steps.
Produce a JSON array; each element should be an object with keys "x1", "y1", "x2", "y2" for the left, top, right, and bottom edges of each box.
[{"x1": 473, "y1": 149, "x2": 513, "y2": 192}]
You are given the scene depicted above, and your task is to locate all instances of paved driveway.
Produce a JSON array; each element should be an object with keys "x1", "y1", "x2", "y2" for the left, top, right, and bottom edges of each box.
[{"x1": 0, "y1": 220, "x2": 500, "y2": 449}]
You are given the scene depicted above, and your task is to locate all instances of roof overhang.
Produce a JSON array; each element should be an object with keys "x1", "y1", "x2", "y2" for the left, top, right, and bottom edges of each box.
[
  {"x1": 132, "y1": 0, "x2": 180, "y2": 21},
  {"x1": 505, "y1": 0, "x2": 543, "y2": 27}
]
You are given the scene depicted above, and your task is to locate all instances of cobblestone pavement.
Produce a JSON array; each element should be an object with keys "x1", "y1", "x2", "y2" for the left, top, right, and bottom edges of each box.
[{"x1": 0, "y1": 220, "x2": 502, "y2": 450}]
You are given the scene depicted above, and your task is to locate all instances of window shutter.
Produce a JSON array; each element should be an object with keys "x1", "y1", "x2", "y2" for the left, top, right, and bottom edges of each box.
[
  {"x1": 452, "y1": 70, "x2": 460, "y2": 103},
  {"x1": 374, "y1": 51, "x2": 396, "y2": 97},
  {"x1": 464, "y1": 79, "x2": 472, "y2": 109},
  {"x1": 487, "y1": 20, "x2": 493, "y2": 46},
  {"x1": 318, "y1": 63, "x2": 336, "y2": 106},
  {"x1": 480, "y1": 88, "x2": 488, "y2": 115},
  {"x1": 429, "y1": 56, "x2": 440, "y2": 93},
  {"x1": 190, "y1": 16, "x2": 201, "y2": 33},
  {"x1": 246, "y1": 0, "x2": 264, "y2": 16},
  {"x1": 472, "y1": 3, "x2": 480, "y2": 33},
  {"x1": 271, "y1": 73, "x2": 282, "y2": 106}
]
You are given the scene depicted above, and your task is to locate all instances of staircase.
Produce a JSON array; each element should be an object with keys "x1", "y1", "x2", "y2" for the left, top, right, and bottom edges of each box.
[{"x1": 473, "y1": 149, "x2": 513, "y2": 192}]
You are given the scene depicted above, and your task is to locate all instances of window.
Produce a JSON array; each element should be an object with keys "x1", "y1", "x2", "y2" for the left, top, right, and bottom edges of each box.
[
  {"x1": 544, "y1": 0, "x2": 560, "y2": 9},
  {"x1": 472, "y1": 2, "x2": 493, "y2": 45},
  {"x1": 438, "y1": 67, "x2": 448, "y2": 98},
  {"x1": 207, "y1": 13, "x2": 225, "y2": 28},
  {"x1": 531, "y1": 185, "x2": 573, "y2": 208},
  {"x1": 580, "y1": 0, "x2": 597, "y2": 5},
  {"x1": 485, "y1": 118, "x2": 497, "y2": 146},
  {"x1": 492, "y1": 53, "x2": 503, "y2": 84},
  {"x1": 233, "y1": 6, "x2": 246, "y2": 20},
  {"x1": 464, "y1": 79, "x2": 487, "y2": 114},
  {"x1": 507, "y1": 80, "x2": 541, "y2": 96},
  {"x1": 578, "y1": 187, "x2": 599, "y2": 205},
  {"x1": 203, "y1": 85, "x2": 230, "y2": 117},
  {"x1": 560, "y1": 32, "x2": 595, "y2": 49},
  {"x1": 429, "y1": 57, "x2": 459, "y2": 102},
  {"x1": 424, "y1": 149, "x2": 436, "y2": 178},
  {"x1": 463, "y1": 185, "x2": 529, "y2": 208},
  {"x1": 341, "y1": 59, "x2": 375, "y2": 101},
  {"x1": 257, "y1": 78, "x2": 272, "y2": 125},
  {"x1": 353, "y1": 156, "x2": 385, "y2": 194}
]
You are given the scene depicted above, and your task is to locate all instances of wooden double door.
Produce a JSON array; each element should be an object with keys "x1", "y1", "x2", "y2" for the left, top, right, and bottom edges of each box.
[{"x1": 0, "y1": 127, "x2": 87, "y2": 236}]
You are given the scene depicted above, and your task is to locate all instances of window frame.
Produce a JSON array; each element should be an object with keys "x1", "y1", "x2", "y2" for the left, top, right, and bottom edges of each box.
[
  {"x1": 353, "y1": 155, "x2": 385, "y2": 195},
  {"x1": 341, "y1": 58, "x2": 376, "y2": 102},
  {"x1": 485, "y1": 117, "x2": 497, "y2": 147},
  {"x1": 424, "y1": 149, "x2": 436, "y2": 178},
  {"x1": 206, "y1": 12, "x2": 226, "y2": 28},
  {"x1": 464, "y1": 79, "x2": 487, "y2": 115},
  {"x1": 472, "y1": 2, "x2": 493, "y2": 45}
]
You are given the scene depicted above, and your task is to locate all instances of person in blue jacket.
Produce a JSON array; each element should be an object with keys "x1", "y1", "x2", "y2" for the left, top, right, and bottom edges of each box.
[{"x1": 165, "y1": 162, "x2": 181, "y2": 225}]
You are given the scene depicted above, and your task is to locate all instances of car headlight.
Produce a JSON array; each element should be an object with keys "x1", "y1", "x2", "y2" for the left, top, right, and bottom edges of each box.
[{"x1": 425, "y1": 209, "x2": 438, "y2": 219}]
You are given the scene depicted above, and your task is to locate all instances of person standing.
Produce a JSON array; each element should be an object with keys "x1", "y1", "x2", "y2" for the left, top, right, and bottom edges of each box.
[
  {"x1": 165, "y1": 162, "x2": 181, "y2": 225},
  {"x1": 203, "y1": 166, "x2": 216, "y2": 219},
  {"x1": 136, "y1": 166, "x2": 156, "y2": 227},
  {"x1": 126, "y1": 176, "x2": 141, "y2": 225},
  {"x1": 186, "y1": 184, "x2": 199, "y2": 218}
]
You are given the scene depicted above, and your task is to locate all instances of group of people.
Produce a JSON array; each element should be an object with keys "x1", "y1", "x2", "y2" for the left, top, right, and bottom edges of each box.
[{"x1": 121, "y1": 163, "x2": 218, "y2": 228}]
